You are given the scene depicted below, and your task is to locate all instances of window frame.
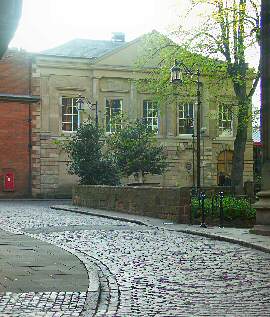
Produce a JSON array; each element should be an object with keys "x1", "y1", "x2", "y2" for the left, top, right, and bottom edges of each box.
[
  {"x1": 218, "y1": 104, "x2": 233, "y2": 137},
  {"x1": 61, "y1": 96, "x2": 79, "y2": 133},
  {"x1": 143, "y1": 100, "x2": 159, "y2": 134},
  {"x1": 105, "y1": 98, "x2": 123, "y2": 133},
  {"x1": 177, "y1": 102, "x2": 195, "y2": 136}
]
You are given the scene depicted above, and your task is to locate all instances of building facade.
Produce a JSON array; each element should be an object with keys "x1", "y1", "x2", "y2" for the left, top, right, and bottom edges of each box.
[
  {"x1": 30, "y1": 34, "x2": 254, "y2": 197},
  {"x1": 0, "y1": 50, "x2": 39, "y2": 197}
]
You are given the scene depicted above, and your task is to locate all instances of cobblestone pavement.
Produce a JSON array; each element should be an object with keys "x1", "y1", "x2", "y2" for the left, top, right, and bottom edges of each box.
[{"x1": 1, "y1": 201, "x2": 270, "y2": 316}]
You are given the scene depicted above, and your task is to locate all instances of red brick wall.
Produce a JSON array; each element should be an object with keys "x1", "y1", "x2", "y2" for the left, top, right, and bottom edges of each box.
[
  {"x1": 0, "y1": 50, "x2": 31, "y2": 196},
  {"x1": 0, "y1": 50, "x2": 31, "y2": 94}
]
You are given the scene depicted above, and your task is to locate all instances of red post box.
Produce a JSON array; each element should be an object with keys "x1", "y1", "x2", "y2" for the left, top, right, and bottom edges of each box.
[{"x1": 4, "y1": 172, "x2": 15, "y2": 191}]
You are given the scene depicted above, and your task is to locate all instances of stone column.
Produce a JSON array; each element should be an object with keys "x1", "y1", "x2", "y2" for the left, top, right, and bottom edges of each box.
[{"x1": 253, "y1": 0, "x2": 270, "y2": 235}]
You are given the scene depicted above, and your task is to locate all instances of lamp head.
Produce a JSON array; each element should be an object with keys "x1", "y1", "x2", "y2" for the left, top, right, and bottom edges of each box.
[
  {"x1": 76, "y1": 94, "x2": 84, "y2": 111},
  {"x1": 170, "y1": 59, "x2": 183, "y2": 84}
]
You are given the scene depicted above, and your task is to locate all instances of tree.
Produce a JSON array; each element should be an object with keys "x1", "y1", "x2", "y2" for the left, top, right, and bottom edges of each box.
[
  {"x1": 138, "y1": 0, "x2": 260, "y2": 193},
  {"x1": 60, "y1": 121, "x2": 119, "y2": 185},
  {"x1": 108, "y1": 119, "x2": 168, "y2": 183}
]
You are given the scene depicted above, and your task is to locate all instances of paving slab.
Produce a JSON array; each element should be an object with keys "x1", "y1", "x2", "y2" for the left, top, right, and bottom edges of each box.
[{"x1": 0, "y1": 229, "x2": 89, "y2": 293}]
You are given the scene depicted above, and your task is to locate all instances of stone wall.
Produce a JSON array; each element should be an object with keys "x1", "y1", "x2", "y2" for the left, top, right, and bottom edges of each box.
[{"x1": 72, "y1": 185, "x2": 191, "y2": 224}]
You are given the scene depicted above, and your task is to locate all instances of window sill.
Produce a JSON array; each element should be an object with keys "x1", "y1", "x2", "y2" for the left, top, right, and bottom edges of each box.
[
  {"x1": 177, "y1": 134, "x2": 195, "y2": 139},
  {"x1": 214, "y1": 136, "x2": 234, "y2": 141}
]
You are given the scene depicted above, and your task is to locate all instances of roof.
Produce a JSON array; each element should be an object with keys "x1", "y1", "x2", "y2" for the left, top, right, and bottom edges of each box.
[{"x1": 42, "y1": 39, "x2": 126, "y2": 59}]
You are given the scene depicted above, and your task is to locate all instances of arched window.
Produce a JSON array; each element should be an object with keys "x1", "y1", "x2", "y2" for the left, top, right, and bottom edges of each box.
[{"x1": 217, "y1": 150, "x2": 233, "y2": 186}]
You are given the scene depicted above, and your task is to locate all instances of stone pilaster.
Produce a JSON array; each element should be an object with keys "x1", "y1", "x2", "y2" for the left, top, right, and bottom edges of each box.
[{"x1": 253, "y1": 1, "x2": 270, "y2": 235}]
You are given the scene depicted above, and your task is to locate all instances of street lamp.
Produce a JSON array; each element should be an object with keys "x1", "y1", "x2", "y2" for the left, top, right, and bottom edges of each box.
[
  {"x1": 75, "y1": 94, "x2": 98, "y2": 128},
  {"x1": 186, "y1": 115, "x2": 195, "y2": 188},
  {"x1": 170, "y1": 59, "x2": 202, "y2": 189}
]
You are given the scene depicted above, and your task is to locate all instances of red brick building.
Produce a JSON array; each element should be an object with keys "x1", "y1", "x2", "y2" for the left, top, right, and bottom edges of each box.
[{"x1": 0, "y1": 50, "x2": 39, "y2": 197}]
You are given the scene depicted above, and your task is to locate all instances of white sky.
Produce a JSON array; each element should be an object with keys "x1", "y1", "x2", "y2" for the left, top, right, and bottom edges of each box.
[
  {"x1": 10, "y1": 0, "x2": 260, "y2": 107},
  {"x1": 10, "y1": 0, "x2": 187, "y2": 52}
]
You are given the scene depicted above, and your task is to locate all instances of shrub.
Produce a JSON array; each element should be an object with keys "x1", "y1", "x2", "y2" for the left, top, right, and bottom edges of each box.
[
  {"x1": 108, "y1": 119, "x2": 168, "y2": 182},
  {"x1": 59, "y1": 121, "x2": 120, "y2": 185},
  {"x1": 191, "y1": 195, "x2": 256, "y2": 221}
]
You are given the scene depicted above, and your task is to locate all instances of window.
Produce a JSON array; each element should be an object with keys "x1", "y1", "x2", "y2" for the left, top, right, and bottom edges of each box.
[
  {"x1": 143, "y1": 100, "x2": 158, "y2": 133},
  {"x1": 219, "y1": 104, "x2": 233, "y2": 136},
  {"x1": 178, "y1": 103, "x2": 194, "y2": 135},
  {"x1": 61, "y1": 97, "x2": 79, "y2": 132},
  {"x1": 106, "y1": 99, "x2": 123, "y2": 133}
]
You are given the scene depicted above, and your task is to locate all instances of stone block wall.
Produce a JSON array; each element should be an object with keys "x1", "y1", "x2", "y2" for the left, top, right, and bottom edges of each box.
[{"x1": 73, "y1": 185, "x2": 191, "y2": 224}]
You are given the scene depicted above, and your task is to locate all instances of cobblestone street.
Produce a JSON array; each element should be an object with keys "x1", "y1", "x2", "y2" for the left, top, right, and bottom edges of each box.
[{"x1": 0, "y1": 201, "x2": 270, "y2": 316}]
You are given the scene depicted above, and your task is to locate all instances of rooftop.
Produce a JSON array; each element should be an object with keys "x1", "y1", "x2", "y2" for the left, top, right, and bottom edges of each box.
[{"x1": 42, "y1": 38, "x2": 126, "y2": 59}]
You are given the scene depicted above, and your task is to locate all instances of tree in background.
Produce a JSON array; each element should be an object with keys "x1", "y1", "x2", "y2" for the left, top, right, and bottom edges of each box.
[
  {"x1": 60, "y1": 121, "x2": 119, "y2": 185},
  {"x1": 108, "y1": 119, "x2": 168, "y2": 183},
  {"x1": 138, "y1": 0, "x2": 260, "y2": 193}
]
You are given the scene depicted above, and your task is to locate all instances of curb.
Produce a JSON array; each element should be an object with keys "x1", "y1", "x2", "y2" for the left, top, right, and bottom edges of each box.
[
  {"x1": 51, "y1": 205, "x2": 147, "y2": 226},
  {"x1": 51, "y1": 205, "x2": 270, "y2": 255},
  {"x1": 0, "y1": 226, "x2": 101, "y2": 317},
  {"x1": 165, "y1": 227, "x2": 270, "y2": 254}
]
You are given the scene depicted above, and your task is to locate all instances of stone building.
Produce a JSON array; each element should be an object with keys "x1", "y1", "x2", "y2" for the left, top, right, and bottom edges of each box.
[{"x1": 30, "y1": 32, "x2": 254, "y2": 197}]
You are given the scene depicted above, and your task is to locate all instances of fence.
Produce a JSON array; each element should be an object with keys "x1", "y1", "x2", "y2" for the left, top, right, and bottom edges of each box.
[{"x1": 190, "y1": 187, "x2": 256, "y2": 228}]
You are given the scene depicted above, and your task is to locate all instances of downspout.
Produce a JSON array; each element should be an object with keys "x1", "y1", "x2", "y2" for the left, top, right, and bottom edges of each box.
[{"x1": 28, "y1": 54, "x2": 32, "y2": 197}]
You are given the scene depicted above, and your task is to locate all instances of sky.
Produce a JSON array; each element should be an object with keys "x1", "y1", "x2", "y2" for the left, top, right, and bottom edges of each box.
[
  {"x1": 10, "y1": 0, "x2": 260, "y2": 107},
  {"x1": 10, "y1": 0, "x2": 186, "y2": 52}
]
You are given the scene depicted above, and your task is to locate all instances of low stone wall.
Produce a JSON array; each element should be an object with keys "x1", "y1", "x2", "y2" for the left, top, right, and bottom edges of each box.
[{"x1": 72, "y1": 185, "x2": 191, "y2": 224}]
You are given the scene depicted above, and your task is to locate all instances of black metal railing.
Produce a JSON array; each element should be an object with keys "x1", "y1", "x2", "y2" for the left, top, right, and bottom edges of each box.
[{"x1": 190, "y1": 189, "x2": 235, "y2": 228}]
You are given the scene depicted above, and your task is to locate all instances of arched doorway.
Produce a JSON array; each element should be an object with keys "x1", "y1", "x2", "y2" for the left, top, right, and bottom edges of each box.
[{"x1": 217, "y1": 150, "x2": 233, "y2": 186}]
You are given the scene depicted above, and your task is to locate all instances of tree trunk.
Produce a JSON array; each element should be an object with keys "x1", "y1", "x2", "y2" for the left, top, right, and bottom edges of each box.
[
  {"x1": 231, "y1": 100, "x2": 249, "y2": 194},
  {"x1": 138, "y1": 171, "x2": 145, "y2": 184}
]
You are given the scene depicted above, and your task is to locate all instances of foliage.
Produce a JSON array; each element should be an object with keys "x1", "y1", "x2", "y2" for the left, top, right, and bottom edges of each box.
[
  {"x1": 107, "y1": 119, "x2": 168, "y2": 181},
  {"x1": 191, "y1": 195, "x2": 256, "y2": 220},
  {"x1": 136, "y1": 0, "x2": 261, "y2": 193},
  {"x1": 59, "y1": 121, "x2": 120, "y2": 185}
]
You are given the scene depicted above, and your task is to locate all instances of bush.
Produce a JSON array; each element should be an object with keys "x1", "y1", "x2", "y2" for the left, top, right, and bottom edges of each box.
[
  {"x1": 59, "y1": 121, "x2": 120, "y2": 185},
  {"x1": 108, "y1": 119, "x2": 168, "y2": 182},
  {"x1": 191, "y1": 195, "x2": 256, "y2": 221}
]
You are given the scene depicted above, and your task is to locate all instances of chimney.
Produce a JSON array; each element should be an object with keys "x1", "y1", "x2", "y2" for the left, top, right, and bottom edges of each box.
[{"x1": 111, "y1": 32, "x2": 125, "y2": 42}]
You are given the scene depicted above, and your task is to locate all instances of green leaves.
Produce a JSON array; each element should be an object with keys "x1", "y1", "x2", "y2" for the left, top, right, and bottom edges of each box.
[
  {"x1": 108, "y1": 119, "x2": 168, "y2": 180},
  {"x1": 59, "y1": 121, "x2": 120, "y2": 186},
  {"x1": 191, "y1": 195, "x2": 256, "y2": 220}
]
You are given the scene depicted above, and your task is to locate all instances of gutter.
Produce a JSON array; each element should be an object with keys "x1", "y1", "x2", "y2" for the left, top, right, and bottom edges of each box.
[{"x1": 0, "y1": 94, "x2": 40, "y2": 103}]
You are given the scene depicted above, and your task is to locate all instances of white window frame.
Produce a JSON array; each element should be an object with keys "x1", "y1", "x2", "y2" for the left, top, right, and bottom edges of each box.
[
  {"x1": 61, "y1": 96, "x2": 79, "y2": 132},
  {"x1": 178, "y1": 103, "x2": 194, "y2": 135},
  {"x1": 218, "y1": 104, "x2": 233, "y2": 137},
  {"x1": 143, "y1": 100, "x2": 159, "y2": 133},
  {"x1": 105, "y1": 98, "x2": 123, "y2": 133}
]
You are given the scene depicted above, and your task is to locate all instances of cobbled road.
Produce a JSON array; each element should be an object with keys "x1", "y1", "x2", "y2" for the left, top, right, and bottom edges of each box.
[{"x1": 0, "y1": 201, "x2": 270, "y2": 317}]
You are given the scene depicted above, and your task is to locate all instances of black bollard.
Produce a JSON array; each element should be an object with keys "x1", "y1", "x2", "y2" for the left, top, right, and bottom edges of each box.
[
  {"x1": 200, "y1": 192, "x2": 207, "y2": 228},
  {"x1": 211, "y1": 194, "x2": 215, "y2": 222},
  {"x1": 190, "y1": 187, "x2": 197, "y2": 224},
  {"x1": 219, "y1": 191, "x2": 224, "y2": 228}
]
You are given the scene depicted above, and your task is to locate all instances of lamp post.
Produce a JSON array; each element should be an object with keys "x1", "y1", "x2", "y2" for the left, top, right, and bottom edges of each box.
[
  {"x1": 75, "y1": 94, "x2": 98, "y2": 128},
  {"x1": 186, "y1": 115, "x2": 195, "y2": 188},
  {"x1": 170, "y1": 59, "x2": 202, "y2": 189}
]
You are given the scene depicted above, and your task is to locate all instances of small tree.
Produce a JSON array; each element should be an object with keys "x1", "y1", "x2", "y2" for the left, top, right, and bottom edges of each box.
[
  {"x1": 136, "y1": 1, "x2": 261, "y2": 194},
  {"x1": 61, "y1": 121, "x2": 119, "y2": 185},
  {"x1": 108, "y1": 119, "x2": 168, "y2": 183}
]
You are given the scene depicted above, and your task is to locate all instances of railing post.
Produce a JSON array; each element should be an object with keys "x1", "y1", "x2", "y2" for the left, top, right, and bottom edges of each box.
[
  {"x1": 219, "y1": 191, "x2": 224, "y2": 228},
  {"x1": 211, "y1": 194, "x2": 215, "y2": 223},
  {"x1": 200, "y1": 192, "x2": 207, "y2": 228}
]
